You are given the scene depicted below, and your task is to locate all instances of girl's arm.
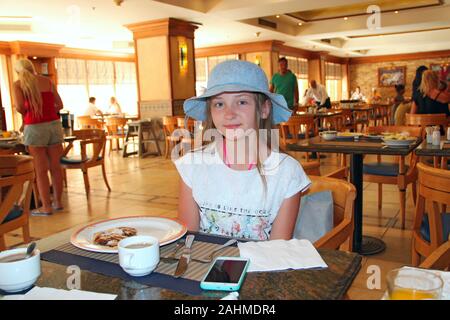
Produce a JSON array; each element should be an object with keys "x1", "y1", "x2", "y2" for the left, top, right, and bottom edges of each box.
[
  {"x1": 12, "y1": 82, "x2": 26, "y2": 115},
  {"x1": 270, "y1": 191, "x2": 301, "y2": 240},
  {"x1": 178, "y1": 179, "x2": 200, "y2": 231},
  {"x1": 51, "y1": 82, "x2": 64, "y2": 112}
]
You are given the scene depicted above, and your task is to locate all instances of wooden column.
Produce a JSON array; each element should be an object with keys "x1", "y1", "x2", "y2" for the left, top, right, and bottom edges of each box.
[{"x1": 125, "y1": 18, "x2": 198, "y2": 118}]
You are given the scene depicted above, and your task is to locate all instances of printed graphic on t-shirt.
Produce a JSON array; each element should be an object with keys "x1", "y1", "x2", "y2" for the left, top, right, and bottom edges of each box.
[{"x1": 199, "y1": 202, "x2": 272, "y2": 240}]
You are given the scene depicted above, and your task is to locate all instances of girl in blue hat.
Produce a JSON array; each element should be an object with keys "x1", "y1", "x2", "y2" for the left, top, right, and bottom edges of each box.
[{"x1": 174, "y1": 60, "x2": 310, "y2": 240}]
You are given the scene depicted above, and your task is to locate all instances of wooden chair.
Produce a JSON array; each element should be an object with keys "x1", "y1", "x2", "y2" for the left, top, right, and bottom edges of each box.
[
  {"x1": 305, "y1": 175, "x2": 356, "y2": 251},
  {"x1": 419, "y1": 241, "x2": 450, "y2": 270},
  {"x1": 279, "y1": 114, "x2": 316, "y2": 161},
  {"x1": 412, "y1": 163, "x2": 450, "y2": 266},
  {"x1": 405, "y1": 113, "x2": 448, "y2": 137},
  {"x1": 163, "y1": 116, "x2": 181, "y2": 159},
  {"x1": 353, "y1": 108, "x2": 372, "y2": 132},
  {"x1": 363, "y1": 125, "x2": 422, "y2": 229},
  {"x1": 406, "y1": 113, "x2": 448, "y2": 167},
  {"x1": 105, "y1": 117, "x2": 127, "y2": 154},
  {"x1": 0, "y1": 155, "x2": 35, "y2": 251},
  {"x1": 301, "y1": 160, "x2": 348, "y2": 180},
  {"x1": 60, "y1": 129, "x2": 111, "y2": 196},
  {"x1": 177, "y1": 117, "x2": 196, "y2": 155},
  {"x1": 77, "y1": 115, "x2": 103, "y2": 130}
]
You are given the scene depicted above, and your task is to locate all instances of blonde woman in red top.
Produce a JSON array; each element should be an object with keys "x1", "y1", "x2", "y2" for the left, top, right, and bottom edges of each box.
[{"x1": 13, "y1": 58, "x2": 64, "y2": 216}]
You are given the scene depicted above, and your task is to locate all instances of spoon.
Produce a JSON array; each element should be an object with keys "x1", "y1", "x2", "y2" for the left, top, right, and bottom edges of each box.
[{"x1": 25, "y1": 242, "x2": 36, "y2": 259}]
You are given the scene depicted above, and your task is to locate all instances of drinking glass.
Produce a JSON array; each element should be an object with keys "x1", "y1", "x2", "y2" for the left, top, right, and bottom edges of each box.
[{"x1": 387, "y1": 268, "x2": 443, "y2": 300}]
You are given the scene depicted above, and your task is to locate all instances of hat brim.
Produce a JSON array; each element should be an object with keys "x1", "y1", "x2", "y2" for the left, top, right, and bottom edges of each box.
[{"x1": 184, "y1": 84, "x2": 292, "y2": 124}]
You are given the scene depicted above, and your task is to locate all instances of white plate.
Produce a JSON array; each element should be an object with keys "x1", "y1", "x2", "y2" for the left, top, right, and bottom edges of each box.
[
  {"x1": 0, "y1": 137, "x2": 17, "y2": 141},
  {"x1": 70, "y1": 216, "x2": 187, "y2": 253},
  {"x1": 382, "y1": 138, "x2": 416, "y2": 146}
]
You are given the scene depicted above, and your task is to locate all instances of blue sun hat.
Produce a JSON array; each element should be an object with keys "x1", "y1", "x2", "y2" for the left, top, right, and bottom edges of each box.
[{"x1": 184, "y1": 60, "x2": 292, "y2": 124}]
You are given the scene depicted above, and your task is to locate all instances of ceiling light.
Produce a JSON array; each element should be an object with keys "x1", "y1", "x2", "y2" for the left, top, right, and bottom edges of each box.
[
  {"x1": 395, "y1": 11, "x2": 399, "y2": 14},
  {"x1": 276, "y1": 15, "x2": 280, "y2": 18},
  {"x1": 32, "y1": 56, "x2": 37, "y2": 60},
  {"x1": 298, "y1": 22, "x2": 303, "y2": 26},
  {"x1": 344, "y1": 17, "x2": 348, "y2": 21}
]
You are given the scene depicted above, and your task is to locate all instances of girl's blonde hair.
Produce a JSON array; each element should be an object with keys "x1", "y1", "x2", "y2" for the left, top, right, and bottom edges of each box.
[
  {"x1": 14, "y1": 58, "x2": 43, "y2": 118},
  {"x1": 419, "y1": 70, "x2": 439, "y2": 97},
  {"x1": 203, "y1": 92, "x2": 275, "y2": 193}
]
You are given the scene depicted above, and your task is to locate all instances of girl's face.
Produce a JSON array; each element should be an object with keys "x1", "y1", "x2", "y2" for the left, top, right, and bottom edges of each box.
[{"x1": 210, "y1": 92, "x2": 270, "y2": 139}]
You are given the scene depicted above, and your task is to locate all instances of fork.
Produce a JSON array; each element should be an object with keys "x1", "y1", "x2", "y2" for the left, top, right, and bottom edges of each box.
[{"x1": 194, "y1": 239, "x2": 238, "y2": 263}]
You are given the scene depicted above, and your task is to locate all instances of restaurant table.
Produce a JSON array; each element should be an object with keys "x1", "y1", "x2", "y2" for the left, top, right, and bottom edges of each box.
[
  {"x1": 123, "y1": 120, "x2": 162, "y2": 158},
  {"x1": 288, "y1": 135, "x2": 422, "y2": 255},
  {"x1": 0, "y1": 227, "x2": 362, "y2": 300},
  {"x1": 415, "y1": 139, "x2": 450, "y2": 169}
]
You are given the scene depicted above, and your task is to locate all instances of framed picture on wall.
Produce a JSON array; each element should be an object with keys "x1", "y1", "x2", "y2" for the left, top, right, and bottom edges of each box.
[{"x1": 378, "y1": 66, "x2": 406, "y2": 87}]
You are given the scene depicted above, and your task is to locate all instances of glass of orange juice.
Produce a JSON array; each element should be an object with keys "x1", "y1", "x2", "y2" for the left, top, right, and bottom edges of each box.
[{"x1": 387, "y1": 268, "x2": 443, "y2": 300}]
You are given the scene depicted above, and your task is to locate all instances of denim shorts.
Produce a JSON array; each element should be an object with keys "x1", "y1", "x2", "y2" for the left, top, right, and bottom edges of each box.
[{"x1": 23, "y1": 120, "x2": 64, "y2": 147}]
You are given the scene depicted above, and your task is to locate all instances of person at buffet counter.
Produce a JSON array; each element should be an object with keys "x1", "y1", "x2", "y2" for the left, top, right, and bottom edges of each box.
[
  {"x1": 304, "y1": 80, "x2": 331, "y2": 109},
  {"x1": 107, "y1": 96, "x2": 123, "y2": 116},
  {"x1": 350, "y1": 86, "x2": 366, "y2": 101},
  {"x1": 411, "y1": 70, "x2": 450, "y2": 116},
  {"x1": 12, "y1": 58, "x2": 65, "y2": 216},
  {"x1": 84, "y1": 97, "x2": 103, "y2": 117},
  {"x1": 269, "y1": 57, "x2": 299, "y2": 110},
  {"x1": 369, "y1": 88, "x2": 382, "y2": 104}
]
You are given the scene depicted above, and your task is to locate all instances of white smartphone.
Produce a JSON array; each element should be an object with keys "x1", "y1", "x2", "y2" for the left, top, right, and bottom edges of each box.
[{"x1": 200, "y1": 256, "x2": 250, "y2": 291}]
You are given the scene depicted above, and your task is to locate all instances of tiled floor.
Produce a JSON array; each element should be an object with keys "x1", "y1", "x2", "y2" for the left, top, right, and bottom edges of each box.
[{"x1": 4, "y1": 149, "x2": 420, "y2": 300}]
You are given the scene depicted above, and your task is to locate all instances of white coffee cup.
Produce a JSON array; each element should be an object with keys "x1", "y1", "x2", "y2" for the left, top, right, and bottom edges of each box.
[
  {"x1": 319, "y1": 130, "x2": 337, "y2": 141},
  {"x1": 118, "y1": 235, "x2": 159, "y2": 277},
  {"x1": 0, "y1": 247, "x2": 41, "y2": 293}
]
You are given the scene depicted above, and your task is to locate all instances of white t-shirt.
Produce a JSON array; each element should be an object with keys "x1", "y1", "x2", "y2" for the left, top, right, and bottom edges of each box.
[
  {"x1": 174, "y1": 142, "x2": 311, "y2": 240},
  {"x1": 84, "y1": 103, "x2": 100, "y2": 116}
]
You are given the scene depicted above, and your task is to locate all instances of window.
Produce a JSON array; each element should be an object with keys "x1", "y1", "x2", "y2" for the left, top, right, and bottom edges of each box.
[
  {"x1": 56, "y1": 58, "x2": 138, "y2": 117},
  {"x1": 195, "y1": 54, "x2": 239, "y2": 96},
  {"x1": 325, "y1": 62, "x2": 342, "y2": 101},
  {"x1": 285, "y1": 56, "x2": 309, "y2": 98}
]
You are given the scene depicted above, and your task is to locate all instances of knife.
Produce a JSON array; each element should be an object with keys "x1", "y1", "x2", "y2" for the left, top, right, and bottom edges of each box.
[{"x1": 174, "y1": 234, "x2": 195, "y2": 278}]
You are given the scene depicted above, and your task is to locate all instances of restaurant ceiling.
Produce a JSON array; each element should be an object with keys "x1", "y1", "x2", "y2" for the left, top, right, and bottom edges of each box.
[{"x1": 0, "y1": 0, "x2": 449, "y2": 58}]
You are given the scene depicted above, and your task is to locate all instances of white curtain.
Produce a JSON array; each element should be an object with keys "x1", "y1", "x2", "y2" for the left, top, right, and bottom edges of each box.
[
  {"x1": 114, "y1": 61, "x2": 138, "y2": 115},
  {"x1": 0, "y1": 55, "x2": 13, "y2": 130}
]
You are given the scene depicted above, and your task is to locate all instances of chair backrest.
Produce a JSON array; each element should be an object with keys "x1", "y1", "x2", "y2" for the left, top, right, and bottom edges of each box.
[
  {"x1": 77, "y1": 116, "x2": 103, "y2": 129},
  {"x1": 413, "y1": 163, "x2": 450, "y2": 258},
  {"x1": 163, "y1": 116, "x2": 180, "y2": 137},
  {"x1": 0, "y1": 155, "x2": 34, "y2": 225},
  {"x1": 71, "y1": 129, "x2": 107, "y2": 165},
  {"x1": 365, "y1": 125, "x2": 423, "y2": 138},
  {"x1": 305, "y1": 175, "x2": 356, "y2": 251},
  {"x1": 105, "y1": 117, "x2": 127, "y2": 135},
  {"x1": 177, "y1": 117, "x2": 195, "y2": 133},
  {"x1": 279, "y1": 114, "x2": 315, "y2": 145},
  {"x1": 394, "y1": 103, "x2": 411, "y2": 125},
  {"x1": 405, "y1": 113, "x2": 448, "y2": 128}
]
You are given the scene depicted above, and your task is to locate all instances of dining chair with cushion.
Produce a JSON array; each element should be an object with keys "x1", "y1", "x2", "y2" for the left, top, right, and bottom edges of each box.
[
  {"x1": 279, "y1": 114, "x2": 317, "y2": 161},
  {"x1": 363, "y1": 125, "x2": 422, "y2": 229},
  {"x1": 412, "y1": 163, "x2": 450, "y2": 267},
  {"x1": 76, "y1": 115, "x2": 104, "y2": 130},
  {"x1": 0, "y1": 155, "x2": 35, "y2": 251},
  {"x1": 419, "y1": 241, "x2": 450, "y2": 271},
  {"x1": 60, "y1": 129, "x2": 111, "y2": 196},
  {"x1": 300, "y1": 175, "x2": 356, "y2": 251},
  {"x1": 105, "y1": 117, "x2": 128, "y2": 154}
]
